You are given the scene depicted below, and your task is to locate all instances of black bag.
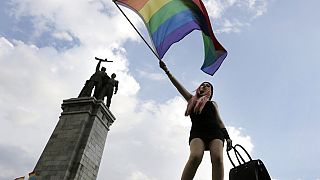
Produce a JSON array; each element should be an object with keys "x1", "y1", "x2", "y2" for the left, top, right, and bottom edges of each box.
[{"x1": 227, "y1": 144, "x2": 271, "y2": 180}]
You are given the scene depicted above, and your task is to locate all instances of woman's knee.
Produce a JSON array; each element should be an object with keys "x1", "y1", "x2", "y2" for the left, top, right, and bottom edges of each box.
[
  {"x1": 210, "y1": 153, "x2": 223, "y2": 165},
  {"x1": 189, "y1": 152, "x2": 203, "y2": 165},
  {"x1": 209, "y1": 139, "x2": 224, "y2": 165},
  {"x1": 188, "y1": 138, "x2": 205, "y2": 165}
]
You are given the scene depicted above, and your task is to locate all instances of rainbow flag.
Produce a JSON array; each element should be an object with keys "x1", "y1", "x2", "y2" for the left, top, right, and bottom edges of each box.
[{"x1": 115, "y1": 0, "x2": 227, "y2": 75}]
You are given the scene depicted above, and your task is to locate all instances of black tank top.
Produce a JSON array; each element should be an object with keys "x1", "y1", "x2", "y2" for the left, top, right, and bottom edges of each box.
[{"x1": 190, "y1": 101, "x2": 220, "y2": 136}]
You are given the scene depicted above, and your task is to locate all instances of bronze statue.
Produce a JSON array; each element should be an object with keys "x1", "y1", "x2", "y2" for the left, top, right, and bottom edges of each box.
[
  {"x1": 105, "y1": 73, "x2": 119, "y2": 108},
  {"x1": 78, "y1": 57, "x2": 118, "y2": 108}
]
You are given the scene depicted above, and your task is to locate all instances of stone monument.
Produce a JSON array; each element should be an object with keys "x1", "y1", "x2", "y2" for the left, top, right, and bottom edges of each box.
[{"x1": 33, "y1": 57, "x2": 117, "y2": 179}]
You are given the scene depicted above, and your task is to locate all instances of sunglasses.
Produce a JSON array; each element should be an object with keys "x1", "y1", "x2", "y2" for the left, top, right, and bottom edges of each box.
[{"x1": 201, "y1": 83, "x2": 211, "y2": 88}]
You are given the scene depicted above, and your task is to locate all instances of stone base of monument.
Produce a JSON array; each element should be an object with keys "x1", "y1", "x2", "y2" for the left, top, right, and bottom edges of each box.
[{"x1": 34, "y1": 97, "x2": 115, "y2": 180}]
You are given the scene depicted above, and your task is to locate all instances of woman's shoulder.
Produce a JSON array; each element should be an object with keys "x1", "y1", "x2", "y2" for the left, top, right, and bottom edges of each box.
[
  {"x1": 209, "y1": 100, "x2": 217, "y2": 105},
  {"x1": 209, "y1": 100, "x2": 219, "y2": 109}
]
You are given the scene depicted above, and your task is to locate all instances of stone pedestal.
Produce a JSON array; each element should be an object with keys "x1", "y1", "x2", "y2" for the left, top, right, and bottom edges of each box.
[{"x1": 34, "y1": 97, "x2": 115, "y2": 180}]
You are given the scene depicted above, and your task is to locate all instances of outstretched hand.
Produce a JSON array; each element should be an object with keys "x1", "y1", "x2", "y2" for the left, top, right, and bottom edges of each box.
[
  {"x1": 159, "y1": 60, "x2": 169, "y2": 73},
  {"x1": 226, "y1": 139, "x2": 233, "y2": 151}
]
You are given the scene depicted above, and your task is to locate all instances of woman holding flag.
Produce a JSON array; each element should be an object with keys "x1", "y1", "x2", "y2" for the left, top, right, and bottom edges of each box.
[
  {"x1": 160, "y1": 61, "x2": 232, "y2": 180},
  {"x1": 113, "y1": 0, "x2": 231, "y2": 178}
]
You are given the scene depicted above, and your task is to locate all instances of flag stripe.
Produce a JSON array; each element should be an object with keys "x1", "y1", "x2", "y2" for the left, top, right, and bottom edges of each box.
[
  {"x1": 157, "y1": 21, "x2": 200, "y2": 58},
  {"x1": 194, "y1": 0, "x2": 225, "y2": 51},
  {"x1": 151, "y1": 9, "x2": 198, "y2": 50},
  {"x1": 116, "y1": 0, "x2": 149, "y2": 11},
  {"x1": 201, "y1": 49, "x2": 227, "y2": 75},
  {"x1": 139, "y1": 0, "x2": 171, "y2": 22},
  {"x1": 147, "y1": 0, "x2": 189, "y2": 34},
  {"x1": 202, "y1": 34, "x2": 217, "y2": 67}
]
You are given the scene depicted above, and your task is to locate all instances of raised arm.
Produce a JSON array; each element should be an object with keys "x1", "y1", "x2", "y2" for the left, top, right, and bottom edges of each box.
[
  {"x1": 159, "y1": 61, "x2": 192, "y2": 101},
  {"x1": 96, "y1": 60, "x2": 102, "y2": 72}
]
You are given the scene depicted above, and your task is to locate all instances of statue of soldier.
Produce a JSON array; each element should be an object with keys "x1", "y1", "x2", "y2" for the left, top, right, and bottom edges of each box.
[
  {"x1": 105, "y1": 73, "x2": 119, "y2": 108},
  {"x1": 78, "y1": 58, "x2": 110, "y2": 99}
]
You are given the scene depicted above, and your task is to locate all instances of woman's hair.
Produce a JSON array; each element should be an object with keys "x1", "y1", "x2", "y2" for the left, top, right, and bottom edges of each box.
[{"x1": 185, "y1": 82, "x2": 213, "y2": 116}]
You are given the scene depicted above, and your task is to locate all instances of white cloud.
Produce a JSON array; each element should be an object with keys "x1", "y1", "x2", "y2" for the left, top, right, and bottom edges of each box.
[
  {"x1": 205, "y1": 0, "x2": 225, "y2": 19},
  {"x1": 52, "y1": 31, "x2": 74, "y2": 42},
  {"x1": 247, "y1": 0, "x2": 268, "y2": 18},
  {"x1": 217, "y1": 19, "x2": 247, "y2": 33},
  {"x1": 205, "y1": 0, "x2": 268, "y2": 19},
  {"x1": 204, "y1": 0, "x2": 269, "y2": 33},
  {"x1": 0, "y1": 37, "x2": 14, "y2": 56},
  {"x1": 9, "y1": 0, "x2": 140, "y2": 46},
  {"x1": 137, "y1": 69, "x2": 166, "y2": 81},
  {"x1": 127, "y1": 171, "x2": 157, "y2": 180}
]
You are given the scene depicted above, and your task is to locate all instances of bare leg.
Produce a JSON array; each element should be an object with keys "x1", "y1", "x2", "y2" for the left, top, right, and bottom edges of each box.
[
  {"x1": 181, "y1": 138, "x2": 205, "y2": 180},
  {"x1": 209, "y1": 139, "x2": 224, "y2": 180}
]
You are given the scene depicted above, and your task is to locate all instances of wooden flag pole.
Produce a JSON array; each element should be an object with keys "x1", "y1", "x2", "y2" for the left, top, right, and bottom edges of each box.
[{"x1": 114, "y1": 1, "x2": 162, "y2": 62}]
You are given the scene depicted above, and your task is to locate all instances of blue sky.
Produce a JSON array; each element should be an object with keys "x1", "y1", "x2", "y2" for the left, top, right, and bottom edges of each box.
[{"x1": 0, "y1": 0, "x2": 319, "y2": 180}]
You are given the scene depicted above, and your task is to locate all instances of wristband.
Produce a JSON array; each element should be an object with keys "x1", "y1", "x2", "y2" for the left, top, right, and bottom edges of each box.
[{"x1": 221, "y1": 128, "x2": 230, "y2": 140}]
